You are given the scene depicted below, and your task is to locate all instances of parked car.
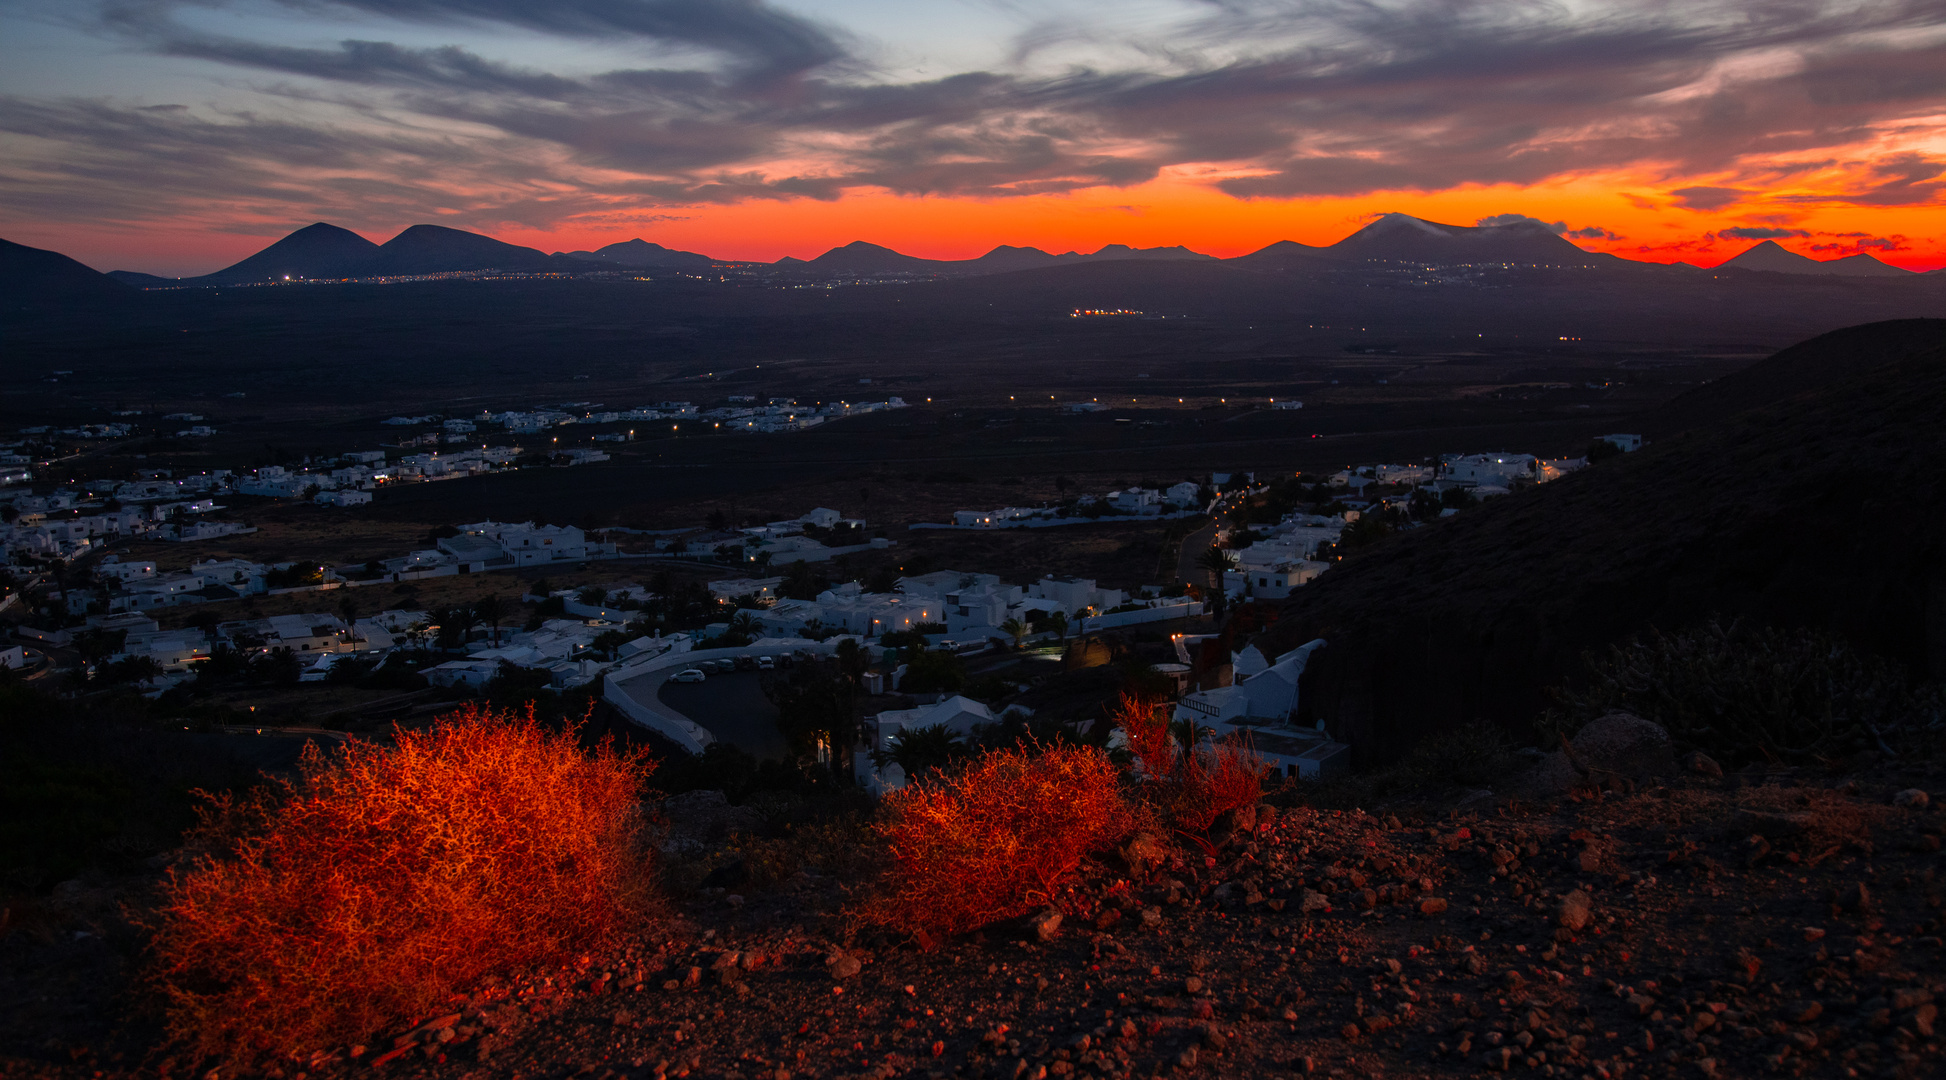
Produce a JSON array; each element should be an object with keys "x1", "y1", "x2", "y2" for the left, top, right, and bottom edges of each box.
[
  {"x1": 733, "y1": 654, "x2": 757, "y2": 671},
  {"x1": 757, "y1": 655, "x2": 775, "y2": 670},
  {"x1": 670, "y1": 668, "x2": 706, "y2": 683}
]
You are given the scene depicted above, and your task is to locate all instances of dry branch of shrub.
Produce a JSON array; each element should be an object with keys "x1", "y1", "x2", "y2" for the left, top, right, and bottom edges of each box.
[
  {"x1": 145, "y1": 704, "x2": 656, "y2": 1068},
  {"x1": 863, "y1": 744, "x2": 1134, "y2": 941}
]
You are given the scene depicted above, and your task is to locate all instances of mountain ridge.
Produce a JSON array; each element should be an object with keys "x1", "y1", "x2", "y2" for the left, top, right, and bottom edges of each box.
[
  {"x1": 0, "y1": 237, "x2": 133, "y2": 312},
  {"x1": 44, "y1": 214, "x2": 1943, "y2": 287},
  {"x1": 1717, "y1": 239, "x2": 1912, "y2": 277}
]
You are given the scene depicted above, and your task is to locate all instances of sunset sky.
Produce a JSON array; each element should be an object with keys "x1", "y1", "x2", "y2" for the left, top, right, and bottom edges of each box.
[{"x1": 3, "y1": 0, "x2": 1944, "y2": 276}]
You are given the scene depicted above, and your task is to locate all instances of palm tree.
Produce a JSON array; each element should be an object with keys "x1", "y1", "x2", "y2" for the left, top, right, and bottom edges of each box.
[
  {"x1": 1046, "y1": 610, "x2": 1069, "y2": 641},
  {"x1": 1195, "y1": 545, "x2": 1238, "y2": 620},
  {"x1": 453, "y1": 604, "x2": 482, "y2": 647},
  {"x1": 872, "y1": 723, "x2": 967, "y2": 783},
  {"x1": 1000, "y1": 617, "x2": 1028, "y2": 649},
  {"x1": 729, "y1": 610, "x2": 763, "y2": 639},
  {"x1": 473, "y1": 594, "x2": 507, "y2": 646}
]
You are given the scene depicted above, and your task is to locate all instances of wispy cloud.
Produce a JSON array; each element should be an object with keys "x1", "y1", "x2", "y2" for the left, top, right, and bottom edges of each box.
[{"x1": 2, "y1": 0, "x2": 1944, "y2": 236}]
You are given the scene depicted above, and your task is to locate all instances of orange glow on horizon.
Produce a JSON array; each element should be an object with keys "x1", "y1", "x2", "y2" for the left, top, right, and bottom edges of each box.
[{"x1": 15, "y1": 172, "x2": 1944, "y2": 276}]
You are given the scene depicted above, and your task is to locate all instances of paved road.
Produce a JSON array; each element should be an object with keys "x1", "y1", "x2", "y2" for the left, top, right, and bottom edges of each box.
[
  {"x1": 1176, "y1": 519, "x2": 1219, "y2": 587},
  {"x1": 657, "y1": 670, "x2": 787, "y2": 760}
]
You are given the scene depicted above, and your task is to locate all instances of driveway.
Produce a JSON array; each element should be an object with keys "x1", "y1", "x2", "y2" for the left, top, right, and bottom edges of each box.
[{"x1": 657, "y1": 670, "x2": 787, "y2": 760}]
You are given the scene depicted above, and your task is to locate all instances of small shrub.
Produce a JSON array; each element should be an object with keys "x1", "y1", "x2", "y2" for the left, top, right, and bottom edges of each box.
[
  {"x1": 146, "y1": 705, "x2": 655, "y2": 1068},
  {"x1": 1110, "y1": 691, "x2": 1173, "y2": 779},
  {"x1": 1169, "y1": 735, "x2": 1271, "y2": 833},
  {"x1": 865, "y1": 744, "x2": 1133, "y2": 939},
  {"x1": 1114, "y1": 694, "x2": 1266, "y2": 833},
  {"x1": 1550, "y1": 618, "x2": 1920, "y2": 765}
]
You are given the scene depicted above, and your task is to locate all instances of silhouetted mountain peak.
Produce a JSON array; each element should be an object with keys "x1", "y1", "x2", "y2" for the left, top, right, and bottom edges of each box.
[
  {"x1": 201, "y1": 222, "x2": 380, "y2": 283},
  {"x1": 1329, "y1": 213, "x2": 1607, "y2": 266},
  {"x1": 557, "y1": 238, "x2": 715, "y2": 269},
  {"x1": 365, "y1": 224, "x2": 553, "y2": 275},
  {"x1": 1719, "y1": 240, "x2": 1912, "y2": 277},
  {"x1": 804, "y1": 241, "x2": 942, "y2": 271},
  {"x1": 0, "y1": 236, "x2": 132, "y2": 311}
]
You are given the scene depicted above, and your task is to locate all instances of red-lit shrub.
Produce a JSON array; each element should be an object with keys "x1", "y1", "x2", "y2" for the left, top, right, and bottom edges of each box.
[
  {"x1": 866, "y1": 744, "x2": 1133, "y2": 939},
  {"x1": 1111, "y1": 691, "x2": 1173, "y2": 780},
  {"x1": 1170, "y1": 735, "x2": 1271, "y2": 833},
  {"x1": 147, "y1": 705, "x2": 655, "y2": 1066}
]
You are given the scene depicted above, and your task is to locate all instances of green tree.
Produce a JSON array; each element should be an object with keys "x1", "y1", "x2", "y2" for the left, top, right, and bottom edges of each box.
[
  {"x1": 999, "y1": 617, "x2": 1028, "y2": 649},
  {"x1": 779, "y1": 559, "x2": 828, "y2": 601},
  {"x1": 729, "y1": 611, "x2": 763, "y2": 638},
  {"x1": 899, "y1": 647, "x2": 965, "y2": 694},
  {"x1": 765, "y1": 663, "x2": 859, "y2": 778},
  {"x1": 258, "y1": 647, "x2": 302, "y2": 686}
]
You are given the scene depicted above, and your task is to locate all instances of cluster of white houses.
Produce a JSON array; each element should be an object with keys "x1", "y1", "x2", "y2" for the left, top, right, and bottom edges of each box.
[{"x1": 389, "y1": 395, "x2": 910, "y2": 440}]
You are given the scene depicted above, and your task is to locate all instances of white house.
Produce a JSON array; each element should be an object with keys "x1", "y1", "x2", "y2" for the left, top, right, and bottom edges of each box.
[
  {"x1": 1443, "y1": 453, "x2": 1536, "y2": 488},
  {"x1": 1170, "y1": 639, "x2": 1349, "y2": 779},
  {"x1": 858, "y1": 695, "x2": 997, "y2": 794},
  {"x1": 1028, "y1": 576, "x2": 1125, "y2": 615},
  {"x1": 316, "y1": 489, "x2": 373, "y2": 507},
  {"x1": 1237, "y1": 560, "x2": 1328, "y2": 600},
  {"x1": 1174, "y1": 639, "x2": 1326, "y2": 727},
  {"x1": 1598, "y1": 434, "x2": 1643, "y2": 452}
]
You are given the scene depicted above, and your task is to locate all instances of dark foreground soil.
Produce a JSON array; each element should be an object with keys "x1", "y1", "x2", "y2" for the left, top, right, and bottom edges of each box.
[{"x1": 5, "y1": 765, "x2": 1943, "y2": 1080}]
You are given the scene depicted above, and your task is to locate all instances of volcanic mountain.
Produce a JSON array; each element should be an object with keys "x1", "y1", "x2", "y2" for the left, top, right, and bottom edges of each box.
[
  {"x1": 360, "y1": 224, "x2": 555, "y2": 276},
  {"x1": 0, "y1": 236, "x2": 132, "y2": 312},
  {"x1": 779, "y1": 240, "x2": 1220, "y2": 274},
  {"x1": 194, "y1": 222, "x2": 381, "y2": 284},
  {"x1": 1322, "y1": 213, "x2": 1617, "y2": 267},
  {"x1": 1717, "y1": 239, "x2": 1912, "y2": 277},
  {"x1": 1257, "y1": 318, "x2": 1946, "y2": 763},
  {"x1": 557, "y1": 238, "x2": 716, "y2": 270}
]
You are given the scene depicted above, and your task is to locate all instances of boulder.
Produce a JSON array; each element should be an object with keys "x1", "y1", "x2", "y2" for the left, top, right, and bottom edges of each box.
[{"x1": 1520, "y1": 712, "x2": 1677, "y2": 796}]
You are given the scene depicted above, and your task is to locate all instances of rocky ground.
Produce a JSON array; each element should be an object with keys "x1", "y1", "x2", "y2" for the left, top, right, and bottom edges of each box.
[{"x1": 4, "y1": 755, "x2": 1943, "y2": 1080}]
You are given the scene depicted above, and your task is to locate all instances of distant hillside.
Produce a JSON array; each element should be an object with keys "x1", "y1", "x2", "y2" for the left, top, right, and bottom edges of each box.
[
  {"x1": 362, "y1": 224, "x2": 556, "y2": 276},
  {"x1": 0, "y1": 237, "x2": 131, "y2": 313},
  {"x1": 1258, "y1": 319, "x2": 1946, "y2": 763},
  {"x1": 105, "y1": 270, "x2": 178, "y2": 286},
  {"x1": 200, "y1": 222, "x2": 381, "y2": 284},
  {"x1": 559, "y1": 239, "x2": 716, "y2": 270},
  {"x1": 805, "y1": 241, "x2": 948, "y2": 273},
  {"x1": 1646, "y1": 319, "x2": 1946, "y2": 437},
  {"x1": 784, "y1": 240, "x2": 1220, "y2": 275},
  {"x1": 1327, "y1": 213, "x2": 1617, "y2": 267},
  {"x1": 1227, "y1": 239, "x2": 1331, "y2": 270},
  {"x1": 1718, "y1": 240, "x2": 1912, "y2": 277}
]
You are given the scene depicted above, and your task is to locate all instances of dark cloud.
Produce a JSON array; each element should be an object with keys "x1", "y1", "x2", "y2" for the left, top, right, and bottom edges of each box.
[
  {"x1": 1808, "y1": 234, "x2": 1909, "y2": 254},
  {"x1": 7, "y1": 0, "x2": 1946, "y2": 234},
  {"x1": 1714, "y1": 226, "x2": 1810, "y2": 239},
  {"x1": 1564, "y1": 226, "x2": 1620, "y2": 240},
  {"x1": 1669, "y1": 186, "x2": 1751, "y2": 210},
  {"x1": 1476, "y1": 214, "x2": 1567, "y2": 232}
]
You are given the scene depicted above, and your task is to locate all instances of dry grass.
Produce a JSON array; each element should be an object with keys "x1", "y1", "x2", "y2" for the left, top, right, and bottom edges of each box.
[
  {"x1": 145, "y1": 704, "x2": 655, "y2": 1067},
  {"x1": 864, "y1": 744, "x2": 1134, "y2": 940}
]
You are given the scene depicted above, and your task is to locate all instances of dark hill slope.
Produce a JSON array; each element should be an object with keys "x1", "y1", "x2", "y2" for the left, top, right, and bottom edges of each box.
[
  {"x1": 364, "y1": 224, "x2": 556, "y2": 276},
  {"x1": 200, "y1": 222, "x2": 380, "y2": 283},
  {"x1": 1262, "y1": 320, "x2": 1946, "y2": 764},
  {"x1": 1644, "y1": 318, "x2": 1946, "y2": 437},
  {"x1": 0, "y1": 237, "x2": 131, "y2": 313}
]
